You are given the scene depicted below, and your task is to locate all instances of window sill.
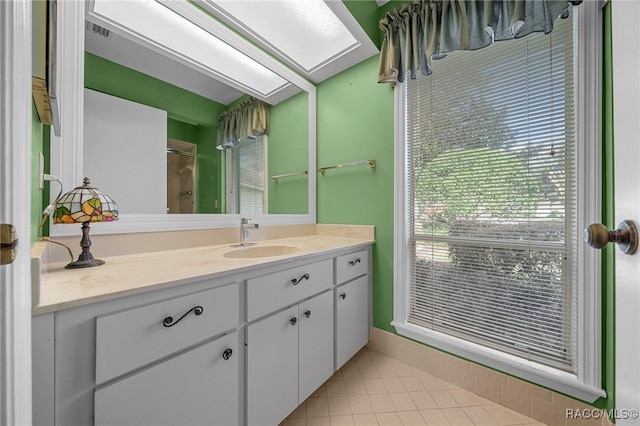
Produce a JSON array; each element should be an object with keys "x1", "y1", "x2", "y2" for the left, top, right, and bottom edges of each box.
[{"x1": 392, "y1": 321, "x2": 606, "y2": 403}]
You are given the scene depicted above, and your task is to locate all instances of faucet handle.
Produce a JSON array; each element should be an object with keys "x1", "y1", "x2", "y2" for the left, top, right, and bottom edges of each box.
[{"x1": 241, "y1": 217, "x2": 251, "y2": 225}]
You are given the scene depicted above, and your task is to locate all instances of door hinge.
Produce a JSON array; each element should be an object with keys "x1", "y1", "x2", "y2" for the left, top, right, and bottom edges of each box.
[{"x1": 0, "y1": 224, "x2": 18, "y2": 266}]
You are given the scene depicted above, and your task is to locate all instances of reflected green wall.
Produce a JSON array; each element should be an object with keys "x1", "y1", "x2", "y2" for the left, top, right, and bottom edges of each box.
[
  {"x1": 31, "y1": 103, "x2": 45, "y2": 245},
  {"x1": 167, "y1": 119, "x2": 221, "y2": 214},
  {"x1": 84, "y1": 52, "x2": 225, "y2": 214},
  {"x1": 317, "y1": 56, "x2": 395, "y2": 332},
  {"x1": 268, "y1": 91, "x2": 309, "y2": 214}
]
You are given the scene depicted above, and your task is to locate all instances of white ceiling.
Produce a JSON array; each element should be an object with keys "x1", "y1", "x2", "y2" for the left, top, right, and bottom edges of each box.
[{"x1": 85, "y1": 0, "x2": 379, "y2": 106}]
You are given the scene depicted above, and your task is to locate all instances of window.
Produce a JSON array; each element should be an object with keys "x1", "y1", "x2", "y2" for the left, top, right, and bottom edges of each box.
[
  {"x1": 227, "y1": 135, "x2": 267, "y2": 214},
  {"x1": 393, "y1": 5, "x2": 604, "y2": 401}
]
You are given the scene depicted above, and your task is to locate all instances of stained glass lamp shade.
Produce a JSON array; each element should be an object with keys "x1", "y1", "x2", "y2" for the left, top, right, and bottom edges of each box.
[{"x1": 53, "y1": 177, "x2": 118, "y2": 269}]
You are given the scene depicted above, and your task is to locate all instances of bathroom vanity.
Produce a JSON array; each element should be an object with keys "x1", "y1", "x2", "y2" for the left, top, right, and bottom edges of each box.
[{"x1": 32, "y1": 232, "x2": 373, "y2": 426}]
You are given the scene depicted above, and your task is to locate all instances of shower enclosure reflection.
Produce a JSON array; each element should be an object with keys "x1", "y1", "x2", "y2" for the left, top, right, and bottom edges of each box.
[{"x1": 167, "y1": 140, "x2": 196, "y2": 214}]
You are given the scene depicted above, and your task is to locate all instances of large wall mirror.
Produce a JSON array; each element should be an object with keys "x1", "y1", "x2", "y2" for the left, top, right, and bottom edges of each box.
[{"x1": 50, "y1": 0, "x2": 317, "y2": 236}]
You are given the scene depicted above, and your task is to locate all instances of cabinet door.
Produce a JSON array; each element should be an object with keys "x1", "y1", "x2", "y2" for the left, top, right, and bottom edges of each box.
[
  {"x1": 336, "y1": 276, "x2": 370, "y2": 369},
  {"x1": 94, "y1": 332, "x2": 239, "y2": 426},
  {"x1": 298, "y1": 291, "x2": 334, "y2": 402},
  {"x1": 247, "y1": 306, "x2": 299, "y2": 426}
]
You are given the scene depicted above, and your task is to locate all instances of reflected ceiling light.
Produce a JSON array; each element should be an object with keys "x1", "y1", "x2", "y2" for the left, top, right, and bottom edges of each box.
[
  {"x1": 202, "y1": 0, "x2": 359, "y2": 73},
  {"x1": 90, "y1": 0, "x2": 289, "y2": 98}
]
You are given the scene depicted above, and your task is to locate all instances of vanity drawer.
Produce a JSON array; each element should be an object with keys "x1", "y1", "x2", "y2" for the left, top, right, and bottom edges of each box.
[
  {"x1": 247, "y1": 259, "x2": 332, "y2": 321},
  {"x1": 336, "y1": 249, "x2": 369, "y2": 284},
  {"x1": 95, "y1": 282, "x2": 239, "y2": 384}
]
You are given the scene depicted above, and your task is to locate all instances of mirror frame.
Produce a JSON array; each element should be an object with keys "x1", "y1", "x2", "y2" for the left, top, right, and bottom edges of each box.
[{"x1": 50, "y1": 0, "x2": 316, "y2": 237}]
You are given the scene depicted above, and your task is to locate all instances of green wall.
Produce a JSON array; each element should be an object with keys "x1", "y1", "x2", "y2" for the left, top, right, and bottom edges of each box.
[
  {"x1": 31, "y1": 103, "x2": 45, "y2": 245},
  {"x1": 317, "y1": 56, "x2": 395, "y2": 332},
  {"x1": 268, "y1": 91, "x2": 309, "y2": 214}
]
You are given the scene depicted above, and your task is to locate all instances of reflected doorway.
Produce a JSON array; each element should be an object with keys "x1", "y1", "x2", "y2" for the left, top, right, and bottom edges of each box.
[{"x1": 167, "y1": 139, "x2": 196, "y2": 214}]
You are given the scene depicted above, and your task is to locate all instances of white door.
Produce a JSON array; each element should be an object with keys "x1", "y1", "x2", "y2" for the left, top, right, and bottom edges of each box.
[
  {"x1": 0, "y1": 1, "x2": 33, "y2": 425},
  {"x1": 612, "y1": 2, "x2": 640, "y2": 422},
  {"x1": 335, "y1": 276, "x2": 370, "y2": 369}
]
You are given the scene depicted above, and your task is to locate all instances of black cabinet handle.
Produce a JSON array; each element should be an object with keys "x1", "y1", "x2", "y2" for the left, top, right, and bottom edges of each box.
[
  {"x1": 340, "y1": 293, "x2": 346, "y2": 300},
  {"x1": 349, "y1": 258, "x2": 361, "y2": 266},
  {"x1": 304, "y1": 310, "x2": 311, "y2": 318},
  {"x1": 291, "y1": 273, "x2": 310, "y2": 285},
  {"x1": 290, "y1": 317, "x2": 298, "y2": 326},
  {"x1": 162, "y1": 306, "x2": 204, "y2": 327},
  {"x1": 222, "y1": 348, "x2": 233, "y2": 360}
]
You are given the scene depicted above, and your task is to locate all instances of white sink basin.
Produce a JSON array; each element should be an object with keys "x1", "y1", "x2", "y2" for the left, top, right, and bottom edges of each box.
[{"x1": 223, "y1": 245, "x2": 302, "y2": 259}]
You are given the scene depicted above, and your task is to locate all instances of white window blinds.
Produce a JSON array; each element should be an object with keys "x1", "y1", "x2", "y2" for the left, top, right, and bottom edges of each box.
[
  {"x1": 405, "y1": 16, "x2": 577, "y2": 372},
  {"x1": 228, "y1": 136, "x2": 266, "y2": 214}
]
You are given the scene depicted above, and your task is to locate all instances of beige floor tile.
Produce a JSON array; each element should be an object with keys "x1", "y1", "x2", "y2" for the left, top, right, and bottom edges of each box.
[
  {"x1": 401, "y1": 377, "x2": 426, "y2": 392},
  {"x1": 345, "y1": 380, "x2": 368, "y2": 396},
  {"x1": 419, "y1": 409, "x2": 451, "y2": 425},
  {"x1": 376, "y1": 412, "x2": 403, "y2": 426},
  {"x1": 390, "y1": 392, "x2": 418, "y2": 412},
  {"x1": 448, "y1": 389, "x2": 484, "y2": 407},
  {"x1": 484, "y1": 404, "x2": 534, "y2": 426},
  {"x1": 307, "y1": 417, "x2": 331, "y2": 426},
  {"x1": 348, "y1": 395, "x2": 375, "y2": 415},
  {"x1": 441, "y1": 408, "x2": 474, "y2": 425},
  {"x1": 398, "y1": 410, "x2": 427, "y2": 425},
  {"x1": 327, "y1": 381, "x2": 349, "y2": 397},
  {"x1": 311, "y1": 385, "x2": 328, "y2": 398},
  {"x1": 342, "y1": 364, "x2": 364, "y2": 381},
  {"x1": 419, "y1": 374, "x2": 448, "y2": 390},
  {"x1": 360, "y1": 364, "x2": 382, "y2": 379},
  {"x1": 353, "y1": 413, "x2": 380, "y2": 426},
  {"x1": 287, "y1": 348, "x2": 542, "y2": 426},
  {"x1": 330, "y1": 415, "x2": 355, "y2": 426},
  {"x1": 328, "y1": 396, "x2": 353, "y2": 416},
  {"x1": 378, "y1": 363, "x2": 400, "y2": 379},
  {"x1": 307, "y1": 397, "x2": 330, "y2": 417},
  {"x1": 429, "y1": 391, "x2": 459, "y2": 409},
  {"x1": 408, "y1": 391, "x2": 438, "y2": 410},
  {"x1": 462, "y1": 406, "x2": 499, "y2": 425},
  {"x1": 288, "y1": 401, "x2": 307, "y2": 418},
  {"x1": 382, "y1": 378, "x2": 407, "y2": 393},
  {"x1": 369, "y1": 394, "x2": 396, "y2": 413},
  {"x1": 364, "y1": 379, "x2": 388, "y2": 395}
]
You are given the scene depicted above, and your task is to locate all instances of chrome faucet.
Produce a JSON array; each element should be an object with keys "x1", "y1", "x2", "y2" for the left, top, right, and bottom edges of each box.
[{"x1": 240, "y1": 218, "x2": 259, "y2": 246}]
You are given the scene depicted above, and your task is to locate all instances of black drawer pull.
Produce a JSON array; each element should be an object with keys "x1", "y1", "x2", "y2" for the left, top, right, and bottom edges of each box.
[
  {"x1": 162, "y1": 306, "x2": 204, "y2": 327},
  {"x1": 340, "y1": 293, "x2": 346, "y2": 300},
  {"x1": 290, "y1": 317, "x2": 298, "y2": 326},
  {"x1": 222, "y1": 348, "x2": 233, "y2": 360},
  {"x1": 304, "y1": 310, "x2": 311, "y2": 318},
  {"x1": 291, "y1": 273, "x2": 310, "y2": 285},
  {"x1": 348, "y1": 258, "x2": 361, "y2": 266}
]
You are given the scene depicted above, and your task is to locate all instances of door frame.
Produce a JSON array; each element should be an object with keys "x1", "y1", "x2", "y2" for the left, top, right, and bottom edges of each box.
[
  {"x1": 612, "y1": 1, "x2": 640, "y2": 420},
  {"x1": 0, "y1": 0, "x2": 34, "y2": 424}
]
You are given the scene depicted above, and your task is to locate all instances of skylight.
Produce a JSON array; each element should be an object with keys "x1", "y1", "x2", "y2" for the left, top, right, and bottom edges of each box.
[{"x1": 201, "y1": 0, "x2": 360, "y2": 73}]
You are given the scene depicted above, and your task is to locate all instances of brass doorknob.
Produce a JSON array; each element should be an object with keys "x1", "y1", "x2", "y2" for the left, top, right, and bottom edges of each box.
[{"x1": 584, "y1": 220, "x2": 638, "y2": 255}]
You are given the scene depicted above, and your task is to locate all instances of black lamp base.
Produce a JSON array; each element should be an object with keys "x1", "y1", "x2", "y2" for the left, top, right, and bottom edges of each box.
[
  {"x1": 65, "y1": 221, "x2": 105, "y2": 269},
  {"x1": 65, "y1": 254, "x2": 105, "y2": 269}
]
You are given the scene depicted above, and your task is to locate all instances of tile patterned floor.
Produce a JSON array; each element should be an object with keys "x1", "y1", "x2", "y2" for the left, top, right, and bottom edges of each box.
[{"x1": 280, "y1": 348, "x2": 546, "y2": 426}]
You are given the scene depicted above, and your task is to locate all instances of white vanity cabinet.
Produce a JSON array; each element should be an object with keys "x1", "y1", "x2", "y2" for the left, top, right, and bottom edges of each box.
[
  {"x1": 32, "y1": 244, "x2": 372, "y2": 426},
  {"x1": 247, "y1": 290, "x2": 334, "y2": 426},
  {"x1": 95, "y1": 332, "x2": 239, "y2": 426},
  {"x1": 335, "y1": 249, "x2": 370, "y2": 369}
]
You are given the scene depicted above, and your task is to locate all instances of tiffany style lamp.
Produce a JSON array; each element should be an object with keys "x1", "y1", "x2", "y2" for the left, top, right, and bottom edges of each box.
[{"x1": 53, "y1": 177, "x2": 119, "y2": 269}]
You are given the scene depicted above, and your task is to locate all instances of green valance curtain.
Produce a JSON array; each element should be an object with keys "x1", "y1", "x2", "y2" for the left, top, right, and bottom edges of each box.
[
  {"x1": 378, "y1": 0, "x2": 581, "y2": 83},
  {"x1": 216, "y1": 97, "x2": 269, "y2": 150}
]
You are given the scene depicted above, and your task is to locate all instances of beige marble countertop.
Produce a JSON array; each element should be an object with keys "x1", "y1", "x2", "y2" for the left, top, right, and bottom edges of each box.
[{"x1": 33, "y1": 232, "x2": 374, "y2": 315}]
